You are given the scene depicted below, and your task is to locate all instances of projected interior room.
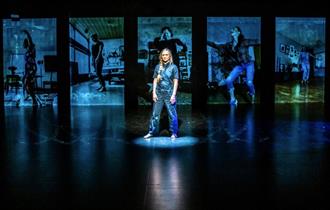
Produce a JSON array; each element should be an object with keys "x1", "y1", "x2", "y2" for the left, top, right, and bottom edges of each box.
[
  {"x1": 69, "y1": 17, "x2": 124, "y2": 105},
  {"x1": 275, "y1": 17, "x2": 326, "y2": 103},
  {"x1": 3, "y1": 18, "x2": 57, "y2": 106}
]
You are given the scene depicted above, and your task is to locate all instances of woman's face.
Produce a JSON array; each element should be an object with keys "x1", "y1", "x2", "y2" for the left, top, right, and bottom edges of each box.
[
  {"x1": 91, "y1": 36, "x2": 97, "y2": 42},
  {"x1": 161, "y1": 50, "x2": 171, "y2": 63},
  {"x1": 162, "y1": 29, "x2": 172, "y2": 40},
  {"x1": 231, "y1": 27, "x2": 240, "y2": 38}
]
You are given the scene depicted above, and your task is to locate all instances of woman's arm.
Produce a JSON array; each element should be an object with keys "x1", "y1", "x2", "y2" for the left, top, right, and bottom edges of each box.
[
  {"x1": 152, "y1": 78, "x2": 158, "y2": 102},
  {"x1": 207, "y1": 41, "x2": 219, "y2": 49},
  {"x1": 175, "y1": 39, "x2": 188, "y2": 52},
  {"x1": 96, "y1": 42, "x2": 104, "y2": 61},
  {"x1": 22, "y1": 30, "x2": 33, "y2": 45},
  {"x1": 207, "y1": 41, "x2": 228, "y2": 53},
  {"x1": 170, "y1": 79, "x2": 178, "y2": 104},
  {"x1": 309, "y1": 53, "x2": 316, "y2": 58},
  {"x1": 244, "y1": 39, "x2": 260, "y2": 46}
]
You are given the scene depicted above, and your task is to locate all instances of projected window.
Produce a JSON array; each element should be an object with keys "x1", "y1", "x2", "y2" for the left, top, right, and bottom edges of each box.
[
  {"x1": 207, "y1": 17, "x2": 261, "y2": 105},
  {"x1": 137, "y1": 17, "x2": 192, "y2": 105},
  {"x1": 275, "y1": 17, "x2": 326, "y2": 103},
  {"x1": 69, "y1": 17, "x2": 125, "y2": 106},
  {"x1": 3, "y1": 18, "x2": 57, "y2": 107}
]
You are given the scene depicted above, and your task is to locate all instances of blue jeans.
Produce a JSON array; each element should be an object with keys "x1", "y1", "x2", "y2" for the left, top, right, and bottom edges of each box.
[
  {"x1": 226, "y1": 62, "x2": 255, "y2": 96},
  {"x1": 148, "y1": 90, "x2": 178, "y2": 135},
  {"x1": 301, "y1": 63, "x2": 310, "y2": 81},
  {"x1": 94, "y1": 60, "x2": 105, "y2": 88}
]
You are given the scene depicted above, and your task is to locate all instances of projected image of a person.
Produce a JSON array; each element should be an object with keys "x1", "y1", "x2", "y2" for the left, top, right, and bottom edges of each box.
[
  {"x1": 207, "y1": 38, "x2": 232, "y2": 87},
  {"x1": 144, "y1": 48, "x2": 179, "y2": 140},
  {"x1": 91, "y1": 33, "x2": 106, "y2": 92},
  {"x1": 22, "y1": 30, "x2": 38, "y2": 106},
  {"x1": 299, "y1": 46, "x2": 314, "y2": 84},
  {"x1": 153, "y1": 26, "x2": 187, "y2": 79},
  {"x1": 224, "y1": 26, "x2": 259, "y2": 105}
]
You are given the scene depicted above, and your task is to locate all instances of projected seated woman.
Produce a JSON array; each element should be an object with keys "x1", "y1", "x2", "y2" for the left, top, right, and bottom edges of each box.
[
  {"x1": 144, "y1": 48, "x2": 179, "y2": 140},
  {"x1": 153, "y1": 26, "x2": 187, "y2": 80}
]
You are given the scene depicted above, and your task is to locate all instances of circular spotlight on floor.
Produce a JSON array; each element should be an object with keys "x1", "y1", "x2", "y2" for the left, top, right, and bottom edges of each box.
[{"x1": 133, "y1": 136, "x2": 200, "y2": 148}]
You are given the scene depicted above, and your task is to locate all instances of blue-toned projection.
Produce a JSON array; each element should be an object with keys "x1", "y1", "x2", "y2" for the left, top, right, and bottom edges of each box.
[
  {"x1": 207, "y1": 17, "x2": 261, "y2": 105},
  {"x1": 275, "y1": 17, "x2": 326, "y2": 103},
  {"x1": 3, "y1": 18, "x2": 57, "y2": 107},
  {"x1": 137, "y1": 17, "x2": 192, "y2": 105},
  {"x1": 70, "y1": 17, "x2": 124, "y2": 105}
]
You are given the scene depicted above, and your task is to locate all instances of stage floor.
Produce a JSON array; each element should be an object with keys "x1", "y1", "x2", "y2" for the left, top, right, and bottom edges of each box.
[{"x1": 1, "y1": 104, "x2": 330, "y2": 209}]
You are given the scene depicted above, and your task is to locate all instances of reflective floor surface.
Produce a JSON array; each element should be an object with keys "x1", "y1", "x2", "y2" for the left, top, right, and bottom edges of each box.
[{"x1": 1, "y1": 103, "x2": 330, "y2": 209}]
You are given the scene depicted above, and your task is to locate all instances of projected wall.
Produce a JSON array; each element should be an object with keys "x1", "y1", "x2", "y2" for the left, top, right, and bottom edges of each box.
[
  {"x1": 70, "y1": 17, "x2": 124, "y2": 105},
  {"x1": 275, "y1": 17, "x2": 326, "y2": 103},
  {"x1": 137, "y1": 17, "x2": 192, "y2": 105},
  {"x1": 3, "y1": 18, "x2": 57, "y2": 107},
  {"x1": 207, "y1": 17, "x2": 261, "y2": 105}
]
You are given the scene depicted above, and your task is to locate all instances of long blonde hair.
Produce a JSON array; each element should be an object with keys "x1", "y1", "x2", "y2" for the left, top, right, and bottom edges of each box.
[
  {"x1": 159, "y1": 48, "x2": 173, "y2": 67},
  {"x1": 157, "y1": 48, "x2": 173, "y2": 83}
]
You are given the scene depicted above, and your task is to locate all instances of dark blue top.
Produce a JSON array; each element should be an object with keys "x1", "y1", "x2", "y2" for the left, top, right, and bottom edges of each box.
[
  {"x1": 91, "y1": 41, "x2": 104, "y2": 63},
  {"x1": 153, "y1": 63, "x2": 179, "y2": 93}
]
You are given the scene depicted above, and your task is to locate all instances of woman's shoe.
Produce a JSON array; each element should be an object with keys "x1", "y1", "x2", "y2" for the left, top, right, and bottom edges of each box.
[
  {"x1": 99, "y1": 87, "x2": 106, "y2": 92},
  {"x1": 170, "y1": 134, "x2": 177, "y2": 140},
  {"x1": 144, "y1": 133, "x2": 153, "y2": 139},
  {"x1": 248, "y1": 93, "x2": 255, "y2": 104},
  {"x1": 229, "y1": 99, "x2": 238, "y2": 105},
  {"x1": 250, "y1": 95, "x2": 255, "y2": 104}
]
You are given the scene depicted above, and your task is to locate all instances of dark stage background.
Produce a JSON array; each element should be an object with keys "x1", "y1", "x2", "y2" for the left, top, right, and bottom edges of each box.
[{"x1": 1, "y1": 1, "x2": 330, "y2": 210}]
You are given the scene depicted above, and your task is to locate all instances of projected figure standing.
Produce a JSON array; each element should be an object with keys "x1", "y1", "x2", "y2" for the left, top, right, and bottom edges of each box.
[
  {"x1": 144, "y1": 48, "x2": 179, "y2": 140},
  {"x1": 153, "y1": 26, "x2": 187, "y2": 80},
  {"x1": 91, "y1": 33, "x2": 106, "y2": 92},
  {"x1": 299, "y1": 47, "x2": 313, "y2": 85},
  {"x1": 22, "y1": 30, "x2": 38, "y2": 106},
  {"x1": 223, "y1": 26, "x2": 259, "y2": 105}
]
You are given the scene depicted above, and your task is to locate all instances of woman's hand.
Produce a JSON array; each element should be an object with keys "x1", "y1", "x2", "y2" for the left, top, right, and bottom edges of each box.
[
  {"x1": 170, "y1": 95, "x2": 176, "y2": 104},
  {"x1": 95, "y1": 57, "x2": 100, "y2": 64},
  {"x1": 153, "y1": 92, "x2": 158, "y2": 102}
]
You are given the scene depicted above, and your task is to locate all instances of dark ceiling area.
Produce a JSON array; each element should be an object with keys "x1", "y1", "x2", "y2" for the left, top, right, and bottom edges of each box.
[{"x1": 1, "y1": 0, "x2": 329, "y2": 17}]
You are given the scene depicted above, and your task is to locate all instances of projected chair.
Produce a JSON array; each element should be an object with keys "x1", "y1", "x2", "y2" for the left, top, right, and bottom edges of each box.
[
  {"x1": 148, "y1": 41, "x2": 159, "y2": 73},
  {"x1": 5, "y1": 66, "x2": 22, "y2": 95}
]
